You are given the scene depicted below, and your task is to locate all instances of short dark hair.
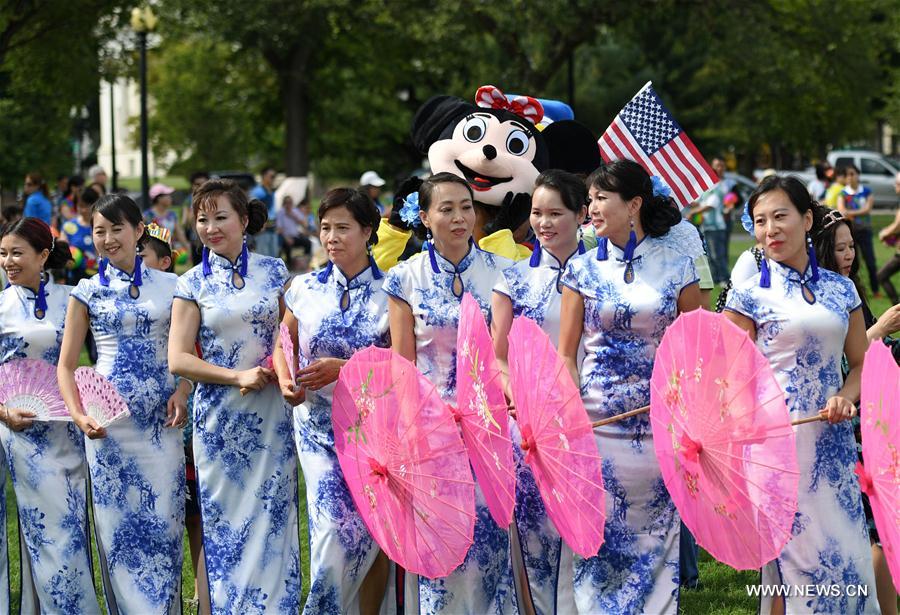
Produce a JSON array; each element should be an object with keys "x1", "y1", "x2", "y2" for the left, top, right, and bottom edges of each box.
[
  {"x1": 317, "y1": 188, "x2": 380, "y2": 246},
  {"x1": 141, "y1": 236, "x2": 175, "y2": 273},
  {"x1": 534, "y1": 169, "x2": 587, "y2": 214},
  {"x1": 80, "y1": 187, "x2": 100, "y2": 207},
  {"x1": 189, "y1": 170, "x2": 210, "y2": 184},
  {"x1": 0, "y1": 217, "x2": 71, "y2": 269},
  {"x1": 193, "y1": 178, "x2": 268, "y2": 235},
  {"x1": 419, "y1": 172, "x2": 474, "y2": 212},
  {"x1": 260, "y1": 166, "x2": 276, "y2": 177},
  {"x1": 814, "y1": 162, "x2": 830, "y2": 181},
  {"x1": 586, "y1": 159, "x2": 681, "y2": 237},
  {"x1": 747, "y1": 175, "x2": 814, "y2": 219}
]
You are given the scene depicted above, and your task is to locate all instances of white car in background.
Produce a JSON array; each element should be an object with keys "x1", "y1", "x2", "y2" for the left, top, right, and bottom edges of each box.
[{"x1": 761, "y1": 150, "x2": 899, "y2": 208}]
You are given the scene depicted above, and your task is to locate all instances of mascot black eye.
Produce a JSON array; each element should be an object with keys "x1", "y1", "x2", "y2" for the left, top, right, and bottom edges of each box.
[
  {"x1": 462, "y1": 117, "x2": 487, "y2": 143},
  {"x1": 506, "y1": 129, "x2": 530, "y2": 156}
]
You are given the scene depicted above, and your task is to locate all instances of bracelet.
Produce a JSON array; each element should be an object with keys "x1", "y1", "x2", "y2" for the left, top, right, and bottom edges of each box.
[{"x1": 175, "y1": 376, "x2": 196, "y2": 393}]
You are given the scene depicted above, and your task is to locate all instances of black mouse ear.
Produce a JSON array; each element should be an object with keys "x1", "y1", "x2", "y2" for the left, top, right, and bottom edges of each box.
[
  {"x1": 411, "y1": 95, "x2": 477, "y2": 153},
  {"x1": 541, "y1": 120, "x2": 603, "y2": 177}
]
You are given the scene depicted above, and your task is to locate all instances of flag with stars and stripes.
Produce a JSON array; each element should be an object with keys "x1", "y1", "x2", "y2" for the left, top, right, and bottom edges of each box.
[{"x1": 597, "y1": 81, "x2": 718, "y2": 207}]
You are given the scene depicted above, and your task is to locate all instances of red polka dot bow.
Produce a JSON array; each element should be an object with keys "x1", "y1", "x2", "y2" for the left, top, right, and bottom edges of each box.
[{"x1": 475, "y1": 85, "x2": 544, "y2": 125}]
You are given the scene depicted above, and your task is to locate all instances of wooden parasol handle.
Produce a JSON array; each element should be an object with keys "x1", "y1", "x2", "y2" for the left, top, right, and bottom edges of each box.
[
  {"x1": 592, "y1": 405, "x2": 651, "y2": 428},
  {"x1": 791, "y1": 414, "x2": 827, "y2": 426},
  {"x1": 593, "y1": 407, "x2": 830, "y2": 428}
]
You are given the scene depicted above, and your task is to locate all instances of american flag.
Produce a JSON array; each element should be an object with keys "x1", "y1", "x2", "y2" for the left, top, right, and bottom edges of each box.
[{"x1": 598, "y1": 82, "x2": 718, "y2": 207}]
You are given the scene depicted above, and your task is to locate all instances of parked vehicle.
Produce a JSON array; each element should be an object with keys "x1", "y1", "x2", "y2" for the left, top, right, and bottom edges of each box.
[
  {"x1": 759, "y1": 150, "x2": 899, "y2": 207},
  {"x1": 826, "y1": 151, "x2": 898, "y2": 207}
]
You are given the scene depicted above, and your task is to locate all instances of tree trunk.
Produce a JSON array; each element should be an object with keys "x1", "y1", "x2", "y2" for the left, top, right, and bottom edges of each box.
[{"x1": 281, "y1": 43, "x2": 312, "y2": 176}]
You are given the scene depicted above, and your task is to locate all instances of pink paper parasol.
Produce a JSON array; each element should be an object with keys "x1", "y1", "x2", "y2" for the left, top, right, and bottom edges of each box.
[
  {"x1": 455, "y1": 293, "x2": 515, "y2": 526},
  {"x1": 0, "y1": 359, "x2": 70, "y2": 421},
  {"x1": 507, "y1": 316, "x2": 606, "y2": 558},
  {"x1": 74, "y1": 367, "x2": 130, "y2": 428},
  {"x1": 649, "y1": 309, "x2": 799, "y2": 570},
  {"x1": 333, "y1": 346, "x2": 475, "y2": 579},
  {"x1": 857, "y1": 340, "x2": 900, "y2": 592}
]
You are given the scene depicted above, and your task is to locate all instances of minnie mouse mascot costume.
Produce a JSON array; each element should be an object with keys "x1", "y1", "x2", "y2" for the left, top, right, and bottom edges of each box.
[{"x1": 374, "y1": 85, "x2": 600, "y2": 269}]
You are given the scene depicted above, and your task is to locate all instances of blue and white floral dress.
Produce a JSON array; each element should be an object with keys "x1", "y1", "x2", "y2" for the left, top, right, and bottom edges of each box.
[
  {"x1": 0, "y1": 278, "x2": 97, "y2": 614},
  {"x1": 175, "y1": 250, "x2": 300, "y2": 613},
  {"x1": 385, "y1": 244, "x2": 517, "y2": 615},
  {"x1": 561, "y1": 237, "x2": 697, "y2": 615},
  {"x1": 493, "y1": 245, "x2": 583, "y2": 615},
  {"x1": 71, "y1": 259, "x2": 185, "y2": 614},
  {"x1": 286, "y1": 261, "x2": 391, "y2": 614},
  {"x1": 725, "y1": 260, "x2": 878, "y2": 614}
]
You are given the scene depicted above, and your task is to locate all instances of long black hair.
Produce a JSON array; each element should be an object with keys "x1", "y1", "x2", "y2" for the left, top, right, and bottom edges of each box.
[{"x1": 586, "y1": 159, "x2": 681, "y2": 237}]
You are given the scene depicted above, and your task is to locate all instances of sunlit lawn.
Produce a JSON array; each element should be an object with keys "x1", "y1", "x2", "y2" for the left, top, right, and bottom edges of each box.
[{"x1": 3, "y1": 214, "x2": 897, "y2": 613}]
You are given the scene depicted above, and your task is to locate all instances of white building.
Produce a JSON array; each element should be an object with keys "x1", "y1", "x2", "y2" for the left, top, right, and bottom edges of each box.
[{"x1": 97, "y1": 78, "x2": 174, "y2": 180}]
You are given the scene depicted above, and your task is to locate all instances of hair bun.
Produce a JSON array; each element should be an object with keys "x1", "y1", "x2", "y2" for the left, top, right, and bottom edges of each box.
[{"x1": 246, "y1": 198, "x2": 269, "y2": 235}]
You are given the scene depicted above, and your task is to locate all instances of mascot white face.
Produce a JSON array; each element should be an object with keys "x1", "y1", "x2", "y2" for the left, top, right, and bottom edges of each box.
[{"x1": 428, "y1": 112, "x2": 541, "y2": 207}]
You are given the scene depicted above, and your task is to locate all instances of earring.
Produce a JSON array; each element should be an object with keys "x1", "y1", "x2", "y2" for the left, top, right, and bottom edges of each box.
[
  {"x1": 426, "y1": 228, "x2": 439, "y2": 274},
  {"x1": 577, "y1": 226, "x2": 586, "y2": 255},
  {"x1": 806, "y1": 232, "x2": 819, "y2": 282}
]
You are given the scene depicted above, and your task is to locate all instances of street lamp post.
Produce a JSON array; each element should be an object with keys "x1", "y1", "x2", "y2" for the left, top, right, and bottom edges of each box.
[{"x1": 131, "y1": 6, "x2": 157, "y2": 208}]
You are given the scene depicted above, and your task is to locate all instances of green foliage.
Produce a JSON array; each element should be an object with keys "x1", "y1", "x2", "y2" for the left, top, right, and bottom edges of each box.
[{"x1": 146, "y1": 37, "x2": 281, "y2": 174}]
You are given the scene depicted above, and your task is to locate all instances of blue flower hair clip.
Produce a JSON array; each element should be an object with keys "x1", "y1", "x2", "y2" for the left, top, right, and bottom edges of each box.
[
  {"x1": 740, "y1": 201, "x2": 754, "y2": 235},
  {"x1": 399, "y1": 191, "x2": 422, "y2": 228},
  {"x1": 651, "y1": 175, "x2": 672, "y2": 199}
]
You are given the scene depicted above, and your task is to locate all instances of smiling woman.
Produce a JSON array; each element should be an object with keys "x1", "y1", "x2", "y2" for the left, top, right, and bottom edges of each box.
[
  {"x1": 273, "y1": 187, "x2": 393, "y2": 615},
  {"x1": 168, "y1": 179, "x2": 300, "y2": 613},
  {"x1": 723, "y1": 176, "x2": 877, "y2": 615},
  {"x1": 384, "y1": 171, "x2": 517, "y2": 615},
  {"x1": 56, "y1": 194, "x2": 187, "y2": 613}
]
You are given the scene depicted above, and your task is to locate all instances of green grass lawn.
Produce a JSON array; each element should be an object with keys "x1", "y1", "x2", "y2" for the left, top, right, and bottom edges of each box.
[{"x1": 3, "y1": 213, "x2": 897, "y2": 614}]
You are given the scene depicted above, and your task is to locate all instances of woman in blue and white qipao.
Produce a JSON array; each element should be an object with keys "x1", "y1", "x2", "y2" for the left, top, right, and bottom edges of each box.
[
  {"x1": 58, "y1": 195, "x2": 187, "y2": 614},
  {"x1": 558, "y1": 160, "x2": 701, "y2": 615},
  {"x1": 386, "y1": 172, "x2": 516, "y2": 615},
  {"x1": 724, "y1": 176, "x2": 877, "y2": 615},
  {"x1": 169, "y1": 179, "x2": 300, "y2": 614},
  {"x1": 276, "y1": 188, "x2": 392, "y2": 614},
  {"x1": 491, "y1": 170, "x2": 588, "y2": 615},
  {"x1": 0, "y1": 218, "x2": 97, "y2": 613}
]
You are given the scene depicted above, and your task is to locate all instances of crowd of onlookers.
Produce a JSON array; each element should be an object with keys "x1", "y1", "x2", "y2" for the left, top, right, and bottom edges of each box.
[
  {"x1": 680, "y1": 157, "x2": 900, "y2": 303},
  {"x1": 1, "y1": 165, "x2": 396, "y2": 277}
]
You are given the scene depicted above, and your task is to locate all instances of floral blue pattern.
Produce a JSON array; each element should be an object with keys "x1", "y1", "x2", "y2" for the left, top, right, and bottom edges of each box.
[
  {"x1": 725, "y1": 259, "x2": 876, "y2": 613},
  {"x1": 0, "y1": 278, "x2": 98, "y2": 613},
  {"x1": 285, "y1": 263, "x2": 389, "y2": 613},
  {"x1": 72, "y1": 262, "x2": 183, "y2": 613},
  {"x1": 385, "y1": 246, "x2": 516, "y2": 614},
  {"x1": 562, "y1": 238, "x2": 695, "y2": 614},
  {"x1": 176, "y1": 250, "x2": 299, "y2": 612},
  {"x1": 494, "y1": 247, "x2": 585, "y2": 615}
]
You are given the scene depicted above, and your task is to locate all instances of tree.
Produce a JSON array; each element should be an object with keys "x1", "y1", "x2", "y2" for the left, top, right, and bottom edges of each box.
[
  {"x1": 146, "y1": 37, "x2": 281, "y2": 174},
  {"x1": 0, "y1": 0, "x2": 131, "y2": 186}
]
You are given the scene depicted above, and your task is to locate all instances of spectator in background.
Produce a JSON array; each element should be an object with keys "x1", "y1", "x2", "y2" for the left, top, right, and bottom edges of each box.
[
  {"x1": 61, "y1": 186, "x2": 100, "y2": 284},
  {"x1": 22, "y1": 172, "x2": 53, "y2": 225},
  {"x1": 807, "y1": 162, "x2": 832, "y2": 202},
  {"x1": 57, "y1": 174, "x2": 85, "y2": 223},
  {"x1": 824, "y1": 165, "x2": 847, "y2": 208},
  {"x1": 87, "y1": 164, "x2": 108, "y2": 195},
  {"x1": 876, "y1": 172, "x2": 900, "y2": 304},
  {"x1": 52, "y1": 173, "x2": 68, "y2": 206},
  {"x1": 144, "y1": 183, "x2": 189, "y2": 250},
  {"x1": 249, "y1": 166, "x2": 279, "y2": 257},
  {"x1": 838, "y1": 164, "x2": 879, "y2": 295},
  {"x1": 276, "y1": 194, "x2": 312, "y2": 269},
  {"x1": 686, "y1": 158, "x2": 730, "y2": 284},
  {"x1": 360, "y1": 170, "x2": 387, "y2": 215},
  {"x1": 182, "y1": 170, "x2": 210, "y2": 264}
]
